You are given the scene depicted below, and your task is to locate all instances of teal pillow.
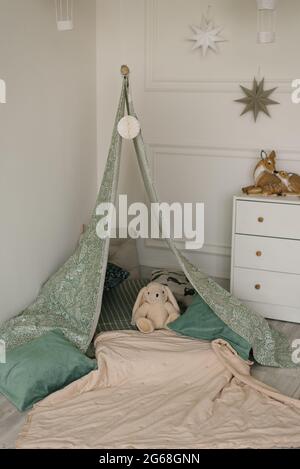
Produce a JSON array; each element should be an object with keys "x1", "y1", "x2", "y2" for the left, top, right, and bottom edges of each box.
[
  {"x1": 169, "y1": 295, "x2": 251, "y2": 361},
  {"x1": 0, "y1": 330, "x2": 97, "y2": 412}
]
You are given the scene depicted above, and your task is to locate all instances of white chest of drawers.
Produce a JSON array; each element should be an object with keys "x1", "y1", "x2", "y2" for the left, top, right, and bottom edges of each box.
[{"x1": 230, "y1": 195, "x2": 300, "y2": 323}]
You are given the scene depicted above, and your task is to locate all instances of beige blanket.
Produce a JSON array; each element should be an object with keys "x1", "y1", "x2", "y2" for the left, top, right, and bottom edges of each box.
[{"x1": 17, "y1": 330, "x2": 300, "y2": 449}]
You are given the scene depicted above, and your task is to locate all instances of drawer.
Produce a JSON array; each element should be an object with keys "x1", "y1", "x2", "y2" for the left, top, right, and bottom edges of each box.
[
  {"x1": 232, "y1": 268, "x2": 300, "y2": 309},
  {"x1": 235, "y1": 200, "x2": 300, "y2": 239},
  {"x1": 233, "y1": 235, "x2": 300, "y2": 275},
  {"x1": 242, "y1": 300, "x2": 300, "y2": 323}
]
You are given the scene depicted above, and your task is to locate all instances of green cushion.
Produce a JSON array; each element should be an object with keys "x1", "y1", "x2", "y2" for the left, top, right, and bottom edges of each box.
[
  {"x1": 169, "y1": 295, "x2": 252, "y2": 361},
  {"x1": 0, "y1": 330, "x2": 97, "y2": 412}
]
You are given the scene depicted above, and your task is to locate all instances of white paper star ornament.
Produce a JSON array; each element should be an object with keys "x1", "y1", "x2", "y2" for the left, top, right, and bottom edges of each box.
[{"x1": 189, "y1": 15, "x2": 226, "y2": 57}]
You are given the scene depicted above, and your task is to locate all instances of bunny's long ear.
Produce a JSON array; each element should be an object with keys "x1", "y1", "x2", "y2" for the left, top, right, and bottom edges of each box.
[
  {"x1": 132, "y1": 287, "x2": 147, "y2": 316},
  {"x1": 165, "y1": 286, "x2": 180, "y2": 313}
]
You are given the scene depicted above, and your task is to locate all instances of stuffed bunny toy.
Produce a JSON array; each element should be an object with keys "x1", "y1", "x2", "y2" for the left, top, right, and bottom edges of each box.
[{"x1": 131, "y1": 282, "x2": 180, "y2": 334}]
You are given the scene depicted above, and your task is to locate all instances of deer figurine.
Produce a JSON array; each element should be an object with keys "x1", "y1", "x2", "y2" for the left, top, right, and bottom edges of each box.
[
  {"x1": 276, "y1": 171, "x2": 300, "y2": 196},
  {"x1": 242, "y1": 150, "x2": 286, "y2": 196}
]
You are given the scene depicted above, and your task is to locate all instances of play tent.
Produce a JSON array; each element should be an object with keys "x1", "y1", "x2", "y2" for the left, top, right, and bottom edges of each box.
[{"x1": 0, "y1": 67, "x2": 296, "y2": 367}]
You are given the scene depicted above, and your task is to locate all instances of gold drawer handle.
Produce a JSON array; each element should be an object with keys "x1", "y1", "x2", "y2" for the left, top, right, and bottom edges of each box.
[
  {"x1": 258, "y1": 217, "x2": 264, "y2": 223},
  {"x1": 256, "y1": 251, "x2": 262, "y2": 257},
  {"x1": 255, "y1": 284, "x2": 261, "y2": 290}
]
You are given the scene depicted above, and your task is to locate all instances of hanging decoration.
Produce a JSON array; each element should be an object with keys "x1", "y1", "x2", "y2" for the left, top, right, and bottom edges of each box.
[
  {"x1": 55, "y1": 0, "x2": 74, "y2": 31},
  {"x1": 235, "y1": 77, "x2": 279, "y2": 121},
  {"x1": 188, "y1": 8, "x2": 226, "y2": 57},
  {"x1": 117, "y1": 116, "x2": 141, "y2": 140},
  {"x1": 257, "y1": 0, "x2": 277, "y2": 44}
]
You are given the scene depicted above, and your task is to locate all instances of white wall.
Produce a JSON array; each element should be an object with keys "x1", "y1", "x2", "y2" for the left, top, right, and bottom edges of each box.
[
  {"x1": 97, "y1": 0, "x2": 300, "y2": 283},
  {"x1": 0, "y1": 0, "x2": 97, "y2": 323}
]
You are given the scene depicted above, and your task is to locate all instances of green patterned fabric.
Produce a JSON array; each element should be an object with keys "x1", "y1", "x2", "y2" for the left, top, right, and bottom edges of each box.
[
  {"x1": 0, "y1": 73, "x2": 298, "y2": 367},
  {"x1": 97, "y1": 279, "x2": 148, "y2": 333}
]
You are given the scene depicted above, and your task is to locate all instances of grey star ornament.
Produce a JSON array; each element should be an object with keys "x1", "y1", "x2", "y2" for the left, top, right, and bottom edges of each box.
[{"x1": 235, "y1": 78, "x2": 279, "y2": 121}]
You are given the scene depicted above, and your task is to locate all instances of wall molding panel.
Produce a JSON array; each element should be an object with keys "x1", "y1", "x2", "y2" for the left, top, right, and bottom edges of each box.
[
  {"x1": 145, "y1": 238, "x2": 231, "y2": 258},
  {"x1": 138, "y1": 142, "x2": 300, "y2": 279},
  {"x1": 145, "y1": 0, "x2": 294, "y2": 94},
  {"x1": 148, "y1": 143, "x2": 300, "y2": 191},
  {"x1": 148, "y1": 143, "x2": 300, "y2": 181}
]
